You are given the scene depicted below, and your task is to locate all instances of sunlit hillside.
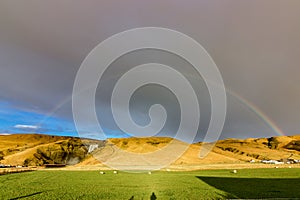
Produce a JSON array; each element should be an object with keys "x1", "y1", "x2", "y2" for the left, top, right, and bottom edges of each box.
[{"x1": 1, "y1": 134, "x2": 300, "y2": 168}]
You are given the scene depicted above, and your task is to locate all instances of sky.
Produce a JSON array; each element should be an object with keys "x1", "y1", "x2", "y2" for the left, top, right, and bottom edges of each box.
[{"x1": 0, "y1": 0, "x2": 299, "y2": 142}]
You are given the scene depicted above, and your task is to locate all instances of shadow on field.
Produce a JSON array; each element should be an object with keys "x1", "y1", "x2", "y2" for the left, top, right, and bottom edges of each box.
[
  {"x1": 9, "y1": 191, "x2": 43, "y2": 200},
  {"x1": 128, "y1": 192, "x2": 157, "y2": 200},
  {"x1": 197, "y1": 176, "x2": 300, "y2": 199},
  {"x1": 150, "y1": 192, "x2": 157, "y2": 200}
]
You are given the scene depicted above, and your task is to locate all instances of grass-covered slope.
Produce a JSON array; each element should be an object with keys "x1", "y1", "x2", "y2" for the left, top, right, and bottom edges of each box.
[
  {"x1": 0, "y1": 134, "x2": 90, "y2": 166},
  {"x1": 1, "y1": 134, "x2": 300, "y2": 167}
]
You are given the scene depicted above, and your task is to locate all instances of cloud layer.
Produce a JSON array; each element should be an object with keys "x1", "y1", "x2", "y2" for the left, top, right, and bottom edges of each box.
[
  {"x1": 14, "y1": 124, "x2": 39, "y2": 130},
  {"x1": 0, "y1": 1, "x2": 299, "y2": 140}
]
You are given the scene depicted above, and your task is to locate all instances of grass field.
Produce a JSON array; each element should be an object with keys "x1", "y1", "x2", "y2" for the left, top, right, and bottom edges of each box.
[{"x1": 0, "y1": 168, "x2": 300, "y2": 199}]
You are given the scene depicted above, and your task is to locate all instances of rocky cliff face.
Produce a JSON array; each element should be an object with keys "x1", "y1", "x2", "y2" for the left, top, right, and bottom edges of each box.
[{"x1": 23, "y1": 138, "x2": 88, "y2": 166}]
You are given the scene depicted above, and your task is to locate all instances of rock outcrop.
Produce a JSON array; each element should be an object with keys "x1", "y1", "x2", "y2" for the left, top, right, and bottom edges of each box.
[{"x1": 23, "y1": 138, "x2": 88, "y2": 166}]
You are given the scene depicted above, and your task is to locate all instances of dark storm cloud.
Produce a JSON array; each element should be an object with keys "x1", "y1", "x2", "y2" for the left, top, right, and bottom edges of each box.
[{"x1": 0, "y1": 0, "x2": 300, "y2": 140}]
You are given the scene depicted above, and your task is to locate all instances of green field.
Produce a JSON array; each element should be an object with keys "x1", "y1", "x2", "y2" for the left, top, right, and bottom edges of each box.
[{"x1": 0, "y1": 168, "x2": 300, "y2": 199}]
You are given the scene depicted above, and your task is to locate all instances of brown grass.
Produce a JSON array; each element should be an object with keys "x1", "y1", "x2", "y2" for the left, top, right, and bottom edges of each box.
[{"x1": 1, "y1": 134, "x2": 300, "y2": 169}]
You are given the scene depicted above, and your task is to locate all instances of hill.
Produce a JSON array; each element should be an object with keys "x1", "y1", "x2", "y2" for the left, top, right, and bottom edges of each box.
[
  {"x1": 0, "y1": 134, "x2": 102, "y2": 166},
  {"x1": 1, "y1": 134, "x2": 300, "y2": 167}
]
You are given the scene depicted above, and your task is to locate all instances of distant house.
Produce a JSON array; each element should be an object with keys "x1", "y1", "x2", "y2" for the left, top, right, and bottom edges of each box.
[
  {"x1": 274, "y1": 161, "x2": 284, "y2": 164},
  {"x1": 0, "y1": 164, "x2": 12, "y2": 168},
  {"x1": 261, "y1": 160, "x2": 284, "y2": 164}
]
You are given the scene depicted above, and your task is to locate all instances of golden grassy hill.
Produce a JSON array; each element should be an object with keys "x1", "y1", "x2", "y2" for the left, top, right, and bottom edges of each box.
[
  {"x1": 211, "y1": 135, "x2": 300, "y2": 163},
  {"x1": 1, "y1": 134, "x2": 300, "y2": 167},
  {"x1": 0, "y1": 134, "x2": 92, "y2": 166},
  {"x1": 0, "y1": 134, "x2": 69, "y2": 154},
  {"x1": 109, "y1": 137, "x2": 173, "y2": 153},
  {"x1": 78, "y1": 135, "x2": 300, "y2": 168}
]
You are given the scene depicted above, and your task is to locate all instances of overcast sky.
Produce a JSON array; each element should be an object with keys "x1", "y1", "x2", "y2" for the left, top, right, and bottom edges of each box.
[{"x1": 0, "y1": 0, "x2": 299, "y2": 141}]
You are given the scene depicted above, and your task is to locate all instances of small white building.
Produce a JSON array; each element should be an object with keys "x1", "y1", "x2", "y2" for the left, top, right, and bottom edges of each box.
[{"x1": 261, "y1": 160, "x2": 284, "y2": 164}]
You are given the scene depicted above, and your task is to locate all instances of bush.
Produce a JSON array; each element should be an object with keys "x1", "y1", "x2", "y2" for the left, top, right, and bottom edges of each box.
[{"x1": 0, "y1": 151, "x2": 4, "y2": 161}]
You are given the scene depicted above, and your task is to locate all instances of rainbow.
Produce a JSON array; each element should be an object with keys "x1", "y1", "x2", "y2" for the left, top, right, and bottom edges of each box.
[
  {"x1": 226, "y1": 88, "x2": 284, "y2": 136},
  {"x1": 37, "y1": 87, "x2": 285, "y2": 137}
]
